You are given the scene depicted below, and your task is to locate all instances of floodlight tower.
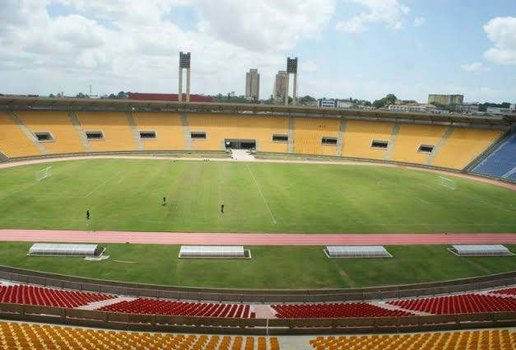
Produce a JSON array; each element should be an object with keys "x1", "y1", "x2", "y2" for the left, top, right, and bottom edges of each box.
[
  {"x1": 285, "y1": 57, "x2": 298, "y2": 105},
  {"x1": 178, "y1": 52, "x2": 191, "y2": 102}
]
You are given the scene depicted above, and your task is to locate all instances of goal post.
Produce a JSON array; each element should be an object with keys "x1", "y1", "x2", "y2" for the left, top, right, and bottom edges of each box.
[
  {"x1": 438, "y1": 176, "x2": 456, "y2": 190},
  {"x1": 36, "y1": 166, "x2": 52, "y2": 182}
]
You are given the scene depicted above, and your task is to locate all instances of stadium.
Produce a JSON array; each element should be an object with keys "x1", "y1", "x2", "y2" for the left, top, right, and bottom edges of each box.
[{"x1": 0, "y1": 93, "x2": 515, "y2": 349}]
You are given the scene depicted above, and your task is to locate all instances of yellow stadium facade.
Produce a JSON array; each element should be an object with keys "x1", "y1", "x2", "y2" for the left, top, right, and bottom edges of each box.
[{"x1": 0, "y1": 97, "x2": 510, "y2": 171}]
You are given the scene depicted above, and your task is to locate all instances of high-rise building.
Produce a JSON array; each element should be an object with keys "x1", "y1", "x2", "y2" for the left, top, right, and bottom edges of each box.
[
  {"x1": 428, "y1": 94, "x2": 464, "y2": 106},
  {"x1": 245, "y1": 69, "x2": 260, "y2": 101},
  {"x1": 273, "y1": 70, "x2": 288, "y2": 103}
]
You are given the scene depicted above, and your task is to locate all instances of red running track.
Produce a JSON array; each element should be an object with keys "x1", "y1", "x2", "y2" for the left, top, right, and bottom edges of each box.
[{"x1": 0, "y1": 229, "x2": 515, "y2": 245}]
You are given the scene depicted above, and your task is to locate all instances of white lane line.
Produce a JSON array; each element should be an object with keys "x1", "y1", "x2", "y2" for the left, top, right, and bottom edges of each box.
[
  {"x1": 246, "y1": 164, "x2": 277, "y2": 224},
  {"x1": 84, "y1": 171, "x2": 122, "y2": 198}
]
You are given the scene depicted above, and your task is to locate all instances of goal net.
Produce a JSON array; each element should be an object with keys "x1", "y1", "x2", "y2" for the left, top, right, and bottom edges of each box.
[
  {"x1": 36, "y1": 166, "x2": 52, "y2": 182},
  {"x1": 438, "y1": 176, "x2": 456, "y2": 190}
]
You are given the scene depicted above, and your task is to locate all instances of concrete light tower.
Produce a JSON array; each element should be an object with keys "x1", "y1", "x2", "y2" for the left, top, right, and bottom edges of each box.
[
  {"x1": 285, "y1": 57, "x2": 298, "y2": 106},
  {"x1": 178, "y1": 52, "x2": 191, "y2": 102}
]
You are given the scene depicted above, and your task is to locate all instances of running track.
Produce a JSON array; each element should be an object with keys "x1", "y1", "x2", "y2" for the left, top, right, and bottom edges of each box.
[{"x1": 1, "y1": 229, "x2": 515, "y2": 245}]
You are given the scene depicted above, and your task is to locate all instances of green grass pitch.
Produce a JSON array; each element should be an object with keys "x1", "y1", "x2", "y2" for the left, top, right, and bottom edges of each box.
[
  {"x1": 0, "y1": 158, "x2": 515, "y2": 288},
  {"x1": 0, "y1": 158, "x2": 515, "y2": 233}
]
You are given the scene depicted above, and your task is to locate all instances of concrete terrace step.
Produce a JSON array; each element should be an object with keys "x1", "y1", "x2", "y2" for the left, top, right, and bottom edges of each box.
[
  {"x1": 252, "y1": 304, "x2": 277, "y2": 319},
  {"x1": 76, "y1": 296, "x2": 137, "y2": 310},
  {"x1": 372, "y1": 301, "x2": 432, "y2": 316}
]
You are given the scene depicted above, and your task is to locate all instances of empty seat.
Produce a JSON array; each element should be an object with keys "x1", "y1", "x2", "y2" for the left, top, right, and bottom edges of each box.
[
  {"x1": 389, "y1": 293, "x2": 516, "y2": 314},
  {"x1": 272, "y1": 302, "x2": 413, "y2": 318},
  {"x1": 99, "y1": 298, "x2": 253, "y2": 318}
]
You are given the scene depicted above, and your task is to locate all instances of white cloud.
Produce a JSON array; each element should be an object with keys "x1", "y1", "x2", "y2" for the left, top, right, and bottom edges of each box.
[
  {"x1": 413, "y1": 17, "x2": 425, "y2": 27},
  {"x1": 302, "y1": 60, "x2": 319, "y2": 72},
  {"x1": 483, "y1": 17, "x2": 516, "y2": 65},
  {"x1": 460, "y1": 62, "x2": 485, "y2": 72},
  {"x1": 336, "y1": 0, "x2": 410, "y2": 34},
  {"x1": 0, "y1": 0, "x2": 336, "y2": 98},
  {"x1": 197, "y1": 0, "x2": 335, "y2": 51}
]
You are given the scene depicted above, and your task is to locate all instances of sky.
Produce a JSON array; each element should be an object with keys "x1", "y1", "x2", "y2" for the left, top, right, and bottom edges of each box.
[{"x1": 0, "y1": 0, "x2": 515, "y2": 103}]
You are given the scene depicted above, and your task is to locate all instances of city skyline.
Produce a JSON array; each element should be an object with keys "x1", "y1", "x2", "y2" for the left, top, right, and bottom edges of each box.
[{"x1": 0, "y1": 1, "x2": 515, "y2": 103}]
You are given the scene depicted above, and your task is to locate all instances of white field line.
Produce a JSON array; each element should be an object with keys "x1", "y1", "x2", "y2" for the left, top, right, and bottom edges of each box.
[
  {"x1": 84, "y1": 171, "x2": 122, "y2": 198},
  {"x1": 246, "y1": 164, "x2": 277, "y2": 224}
]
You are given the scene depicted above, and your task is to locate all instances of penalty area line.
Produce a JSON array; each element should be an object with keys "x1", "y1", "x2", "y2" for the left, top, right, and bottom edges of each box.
[{"x1": 246, "y1": 164, "x2": 277, "y2": 224}]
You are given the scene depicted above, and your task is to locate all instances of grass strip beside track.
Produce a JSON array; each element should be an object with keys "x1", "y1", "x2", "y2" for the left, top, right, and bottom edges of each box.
[{"x1": 0, "y1": 243, "x2": 515, "y2": 289}]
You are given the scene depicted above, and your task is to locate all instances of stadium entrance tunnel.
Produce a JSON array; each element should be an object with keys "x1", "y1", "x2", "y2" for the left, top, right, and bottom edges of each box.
[{"x1": 225, "y1": 139, "x2": 256, "y2": 150}]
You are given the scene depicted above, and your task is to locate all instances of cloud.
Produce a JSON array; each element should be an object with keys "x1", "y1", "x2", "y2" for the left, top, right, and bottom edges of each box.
[
  {"x1": 197, "y1": 0, "x2": 335, "y2": 51},
  {"x1": 336, "y1": 0, "x2": 410, "y2": 34},
  {"x1": 0, "y1": 0, "x2": 336, "y2": 98},
  {"x1": 460, "y1": 62, "x2": 485, "y2": 72},
  {"x1": 302, "y1": 60, "x2": 318, "y2": 72},
  {"x1": 413, "y1": 17, "x2": 425, "y2": 27},
  {"x1": 483, "y1": 16, "x2": 516, "y2": 65}
]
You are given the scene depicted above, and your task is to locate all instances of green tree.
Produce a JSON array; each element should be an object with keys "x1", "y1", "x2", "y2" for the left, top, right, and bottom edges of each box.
[
  {"x1": 299, "y1": 95, "x2": 316, "y2": 104},
  {"x1": 373, "y1": 93, "x2": 397, "y2": 108}
]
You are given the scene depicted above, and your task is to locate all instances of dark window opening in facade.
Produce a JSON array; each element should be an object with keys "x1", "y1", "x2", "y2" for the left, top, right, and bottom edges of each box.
[
  {"x1": 418, "y1": 144, "x2": 434, "y2": 153},
  {"x1": 191, "y1": 132, "x2": 206, "y2": 139},
  {"x1": 321, "y1": 137, "x2": 337, "y2": 145},
  {"x1": 272, "y1": 134, "x2": 288, "y2": 142},
  {"x1": 371, "y1": 140, "x2": 388, "y2": 149},
  {"x1": 86, "y1": 131, "x2": 104, "y2": 140},
  {"x1": 139, "y1": 131, "x2": 156, "y2": 139},
  {"x1": 33, "y1": 132, "x2": 54, "y2": 142}
]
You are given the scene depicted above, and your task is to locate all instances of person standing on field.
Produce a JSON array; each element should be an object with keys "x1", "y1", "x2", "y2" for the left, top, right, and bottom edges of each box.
[{"x1": 221, "y1": 204, "x2": 224, "y2": 214}]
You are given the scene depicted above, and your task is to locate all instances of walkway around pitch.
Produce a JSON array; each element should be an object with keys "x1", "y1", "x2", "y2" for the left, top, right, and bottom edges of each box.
[{"x1": 0, "y1": 229, "x2": 515, "y2": 245}]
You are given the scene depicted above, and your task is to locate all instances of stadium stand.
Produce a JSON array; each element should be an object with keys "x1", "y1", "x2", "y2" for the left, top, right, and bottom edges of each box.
[
  {"x1": 272, "y1": 303, "x2": 413, "y2": 318},
  {"x1": 390, "y1": 124, "x2": 448, "y2": 164},
  {"x1": 99, "y1": 298, "x2": 255, "y2": 318},
  {"x1": 75, "y1": 112, "x2": 136, "y2": 152},
  {"x1": 293, "y1": 117, "x2": 340, "y2": 156},
  {"x1": 0, "y1": 321, "x2": 279, "y2": 350},
  {"x1": 431, "y1": 128, "x2": 503, "y2": 169},
  {"x1": 309, "y1": 329, "x2": 515, "y2": 350},
  {"x1": 188, "y1": 114, "x2": 289, "y2": 153},
  {"x1": 0, "y1": 102, "x2": 508, "y2": 173},
  {"x1": 132, "y1": 112, "x2": 187, "y2": 150},
  {"x1": 341, "y1": 120, "x2": 396, "y2": 160},
  {"x1": 0, "y1": 113, "x2": 41, "y2": 157},
  {"x1": 490, "y1": 288, "x2": 516, "y2": 296},
  {"x1": 388, "y1": 294, "x2": 516, "y2": 314},
  {"x1": 0, "y1": 285, "x2": 113, "y2": 308},
  {"x1": 16, "y1": 111, "x2": 85, "y2": 154},
  {"x1": 472, "y1": 131, "x2": 516, "y2": 180}
]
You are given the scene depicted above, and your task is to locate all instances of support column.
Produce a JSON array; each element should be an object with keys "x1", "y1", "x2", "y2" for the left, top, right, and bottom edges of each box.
[
  {"x1": 287, "y1": 116, "x2": 295, "y2": 153},
  {"x1": 68, "y1": 111, "x2": 90, "y2": 152},
  {"x1": 425, "y1": 127, "x2": 454, "y2": 166},
  {"x1": 292, "y1": 73, "x2": 297, "y2": 106},
  {"x1": 125, "y1": 112, "x2": 143, "y2": 151},
  {"x1": 336, "y1": 118, "x2": 347, "y2": 157},
  {"x1": 384, "y1": 123, "x2": 400, "y2": 161},
  {"x1": 284, "y1": 76, "x2": 289, "y2": 106},
  {"x1": 186, "y1": 68, "x2": 191, "y2": 103},
  {"x1": 178, "y1": 66, "x2": 183, "y2": 102},
  {"x1": 180, "y1": 112, "x2": 193, "y2": 150}
]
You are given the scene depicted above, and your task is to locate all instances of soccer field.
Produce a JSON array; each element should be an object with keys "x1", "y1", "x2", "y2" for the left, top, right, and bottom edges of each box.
[{"x1": 0, "y1": 158, "x2": 515, "y2": 233}]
